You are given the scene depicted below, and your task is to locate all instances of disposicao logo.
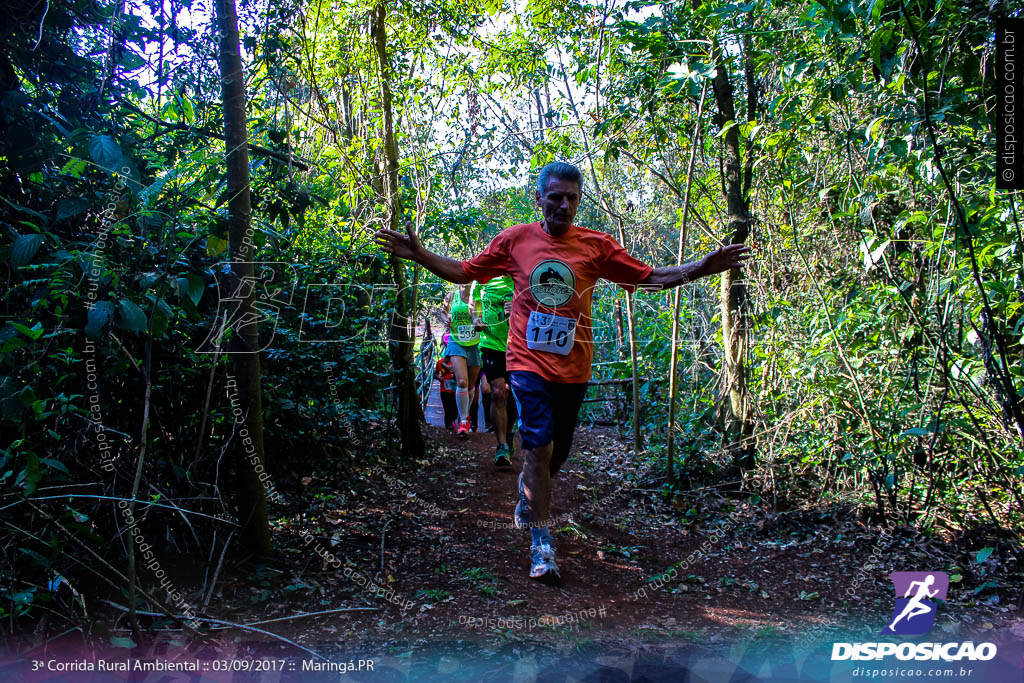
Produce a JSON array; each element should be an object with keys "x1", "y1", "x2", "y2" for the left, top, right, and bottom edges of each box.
[
  {"x1": 883, "y1": 571, "x2": 948, "y2": 636},
  {"x1": 831, "y1": 571, "x2": 997, "y2": 662}
]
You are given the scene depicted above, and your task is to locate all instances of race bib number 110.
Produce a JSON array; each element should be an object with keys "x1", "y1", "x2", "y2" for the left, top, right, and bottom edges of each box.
[{"x1": 526, "y1": 311, "x2": 576, "y2": 356}]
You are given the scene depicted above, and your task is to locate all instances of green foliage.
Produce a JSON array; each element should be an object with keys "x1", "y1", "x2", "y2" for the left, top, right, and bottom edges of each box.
[
  {"x1": 0, "y1": 0, "x2": 1019, "y2": 636},
  {"x1": 0, "y1": 0, "x2": 408, "y2": 628}
]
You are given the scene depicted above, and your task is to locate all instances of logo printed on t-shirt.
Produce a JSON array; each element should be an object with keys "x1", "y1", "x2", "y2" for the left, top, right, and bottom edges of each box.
[{"x1": 528, "y1": 259, "x2": 576, "y2": 307}]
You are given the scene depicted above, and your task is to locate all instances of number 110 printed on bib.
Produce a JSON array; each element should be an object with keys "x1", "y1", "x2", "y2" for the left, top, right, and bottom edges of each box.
[{"x1": 526, "y1": 310, "x2": 576, "y2": 356}]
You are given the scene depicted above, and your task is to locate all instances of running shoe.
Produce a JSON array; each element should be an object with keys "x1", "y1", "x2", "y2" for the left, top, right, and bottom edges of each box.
[
  {"x1": 529, "y1": 543, "x2": 561, "y2": 584},
  {"x1": 457, "y1": 419, "x2": 471, "y2": 439},
  {"x1": 513, "y1": 472, "x2": 529, "y2": 529},
  {"x1": 494, "y1": 443, "x2": 512, "y2": 469}
]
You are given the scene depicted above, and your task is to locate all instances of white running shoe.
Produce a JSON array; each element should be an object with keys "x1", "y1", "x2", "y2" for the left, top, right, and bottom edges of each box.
[{"x1": 529, "y1": 542, "x2": 561, "y2": 584}]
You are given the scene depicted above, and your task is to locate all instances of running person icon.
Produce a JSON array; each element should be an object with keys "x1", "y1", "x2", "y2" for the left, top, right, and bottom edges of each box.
[
  {"x1": 376, "y1": 161, "x2": 752, "y2": 585},
  {"x1": 888, "y1": 574, "x2": 939, "y2": 632}
]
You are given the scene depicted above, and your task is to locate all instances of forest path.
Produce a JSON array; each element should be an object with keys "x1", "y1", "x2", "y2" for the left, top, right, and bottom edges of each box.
[
  {"x1": 175, "y1": 418, "x2": 1024, "y2": 680},
  {"x1": 204, "y1": 419, "x2": 1020, "y2": 666}
]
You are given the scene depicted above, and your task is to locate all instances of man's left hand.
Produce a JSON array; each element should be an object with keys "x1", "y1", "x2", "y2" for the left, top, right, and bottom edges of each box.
[{"x1": 701, "y1": 243, "x2": 752, "y2": 276}]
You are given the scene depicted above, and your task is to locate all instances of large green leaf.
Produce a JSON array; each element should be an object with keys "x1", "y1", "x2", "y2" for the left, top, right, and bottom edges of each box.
[
  {"x1": 85, "y1": 301, "x2": 115, "y2": 339},
  {"x1": 10, "y1": 234, "x2": 43, "y2": 268},
  {"x1": 206, "y1": 236, "x2": 229, "y2": 257},
  {"x1": 88, "y1": 134, "x2": 123, "y2": 171},
  {"x1": 117, "y1": 299, "x2": 148, "y2": 334},
  {"x1": 55, "y1": 197, "x2": 89, "y2": 221},
  {"x1": 187, "y1": 275, "x2": 205, "y2": 305},
  {"x1": 11, "y1": 322, "x2": 44, "y2": 341},
  {"x1": 175, "y1": 275, "x2": 205, "y2": 305},
  {"x1": 39, "y1": 458, "x2": 69, "y2": 475}
]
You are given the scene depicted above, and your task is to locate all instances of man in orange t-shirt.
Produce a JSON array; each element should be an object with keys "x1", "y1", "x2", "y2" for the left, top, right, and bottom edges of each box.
[{"x1": 376, "y1": 161, "x2": 751, "y2": 585}]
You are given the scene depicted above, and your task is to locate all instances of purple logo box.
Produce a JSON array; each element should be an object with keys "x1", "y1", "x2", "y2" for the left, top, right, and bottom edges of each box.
[{"x1": 882, "y1": 572, "x2": 949, "y2": 636}]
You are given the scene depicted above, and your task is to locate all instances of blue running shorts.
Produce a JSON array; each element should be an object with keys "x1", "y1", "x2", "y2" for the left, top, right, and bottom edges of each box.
[{"x1": 508, "y1": 370, "x2": 588, "y2": 475}]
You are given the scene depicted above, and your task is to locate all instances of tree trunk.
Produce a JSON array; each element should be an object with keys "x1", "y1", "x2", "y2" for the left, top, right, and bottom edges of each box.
[
  {"x1": 623, "y1": 292, "x2": 643, "y2": 452},
  {"x1": 371, "y1": 1, "x2": 424, "y2": 458},
  {"x1": 534, "y1": 89, "x2": 545, "y2": 143},
  {"x1": 711, "y1": 43, "x2": 755, "y2": 474},
  {"x1": 215, "y1": 0, "x2": 271, "y2": 554},
  {"x1": 667, "y1": 83, "x2": 708, "y2": 485}
]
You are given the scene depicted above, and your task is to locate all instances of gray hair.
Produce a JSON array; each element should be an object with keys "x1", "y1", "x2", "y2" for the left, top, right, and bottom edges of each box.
[{"x1": 536, "y1": 161, "x2": 584, "y2": 196}]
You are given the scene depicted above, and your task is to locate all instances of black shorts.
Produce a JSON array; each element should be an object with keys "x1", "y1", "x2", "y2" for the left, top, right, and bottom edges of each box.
[{"x1": 480, "y1": 346, "x2": 507, "y2": 381}]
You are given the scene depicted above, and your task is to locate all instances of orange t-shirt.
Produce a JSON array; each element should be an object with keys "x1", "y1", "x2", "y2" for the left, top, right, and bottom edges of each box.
[{"x1": 461, "y1": 222, "x2": 653, "y2": 383}]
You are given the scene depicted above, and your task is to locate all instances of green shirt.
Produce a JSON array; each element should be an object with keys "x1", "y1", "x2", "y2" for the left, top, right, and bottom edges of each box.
[
  {"x1": 450, "y1": 294, "x2": 479, "y2": 346},
  {"x1": 475, "y1": 276, "x2": 514, "y2": 352}
]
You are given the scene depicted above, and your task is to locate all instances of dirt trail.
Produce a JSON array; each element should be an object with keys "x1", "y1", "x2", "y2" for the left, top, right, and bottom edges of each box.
[
  {"x1": 71, "y1": 418, "x2": 1020, "y2": 681},
  {"x1": 204, "y1": 420, "x2": 1013, "y2": 662}
]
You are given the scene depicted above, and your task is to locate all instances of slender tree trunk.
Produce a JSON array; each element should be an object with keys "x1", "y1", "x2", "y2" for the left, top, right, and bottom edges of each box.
[
  {"x1": 711, "y1": 43, "x2": 755, "y2": 473},
  {"x1": 411, "y1": 264, "x2": 427, "y2": 424},
  {"x1": 371, "y1": 1, "x2": 424, "y2": 457},
  {"x1": 98, "y1": 0, "x2": 126, "y2": 101},
  {"x1": 614, "y1": 300, "x2": 624, "y2": 349},
  {"x1": 742, "y1": 31, "x2": 756, "y2": 197},
  {"x1": 623, "y1": 290, "x2": 643, "y2": 451},
  {"x1": 534, "y1": 89, "x2": 545, "y2": 143},
  {"x1": 215, "y1": 0, "x2": 271, "y2": 554},
  {"x1": 613, "y1": 300, "x2": 626, "y2": 435},
  {"x1": 544, "y1": 82, "x2": 553, "y2": 134},
  {"x1": 667, "y1": 83, "x2": 708, "y2": 485}
]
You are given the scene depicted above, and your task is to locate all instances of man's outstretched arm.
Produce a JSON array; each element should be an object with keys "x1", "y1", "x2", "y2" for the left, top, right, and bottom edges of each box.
[
  {"x1": 375, "y1": 222, "x2": 471, "y2": 284},
  {"x1": 639, "y1": 243, "x2": 752, "y2": 290}
]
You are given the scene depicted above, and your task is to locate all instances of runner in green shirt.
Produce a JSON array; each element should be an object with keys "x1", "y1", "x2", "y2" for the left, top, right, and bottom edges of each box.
[
  {"x1": 443, "y1": 284, "x2": 482, "y2": 438},
  {"x1": 475, "y1": 275, "x2": 516, "y2": 467}
]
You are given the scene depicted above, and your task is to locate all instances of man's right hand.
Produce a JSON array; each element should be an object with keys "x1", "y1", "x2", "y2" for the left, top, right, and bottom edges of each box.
[
  {"x1": 376, "y1": 220, "x2": 471, "y2": 285},
  {"x1": 374, "y1": 220, "x2": 422, "y2": 261}
]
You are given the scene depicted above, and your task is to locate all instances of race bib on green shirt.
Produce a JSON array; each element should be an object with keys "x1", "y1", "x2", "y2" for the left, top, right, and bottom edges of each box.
[{"x1": 450, "y1": 297, "x2": 479, "y2": 346}]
